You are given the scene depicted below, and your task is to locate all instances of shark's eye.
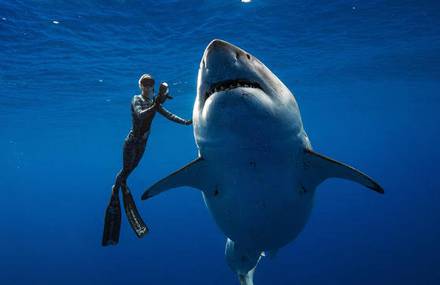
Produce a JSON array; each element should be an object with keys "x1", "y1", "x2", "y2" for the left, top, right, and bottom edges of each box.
[{"x1": 246, "y1": 54, "x2": 251, "y2": 60}]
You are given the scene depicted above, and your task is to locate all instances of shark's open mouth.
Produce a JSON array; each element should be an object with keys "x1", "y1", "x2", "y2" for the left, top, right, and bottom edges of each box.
[{"x1": 206, "y1": 79, "x2": 262, "y2": 99}]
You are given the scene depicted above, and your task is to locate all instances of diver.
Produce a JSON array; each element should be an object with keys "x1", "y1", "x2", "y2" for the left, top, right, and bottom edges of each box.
[{"x1": 102, "y1": 74, "x2": 192, "y2": 246}]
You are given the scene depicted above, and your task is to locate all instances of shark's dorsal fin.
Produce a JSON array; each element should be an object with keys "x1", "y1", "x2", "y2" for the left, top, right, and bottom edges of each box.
[
  {"x1": 303, "y1": 149, "x2": 384, "y2": 194},
  {"x1": 141, "y1": 157, "x2": 207, "y2": 200}
]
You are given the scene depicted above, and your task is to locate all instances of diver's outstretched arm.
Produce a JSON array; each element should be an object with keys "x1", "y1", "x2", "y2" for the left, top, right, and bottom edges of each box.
[
  {"x1": 157, "y1": 104, "x2": 192, "y2": 125},
  {"x1": 155, "y1": 82, "x2": 192, "y2": 125}
]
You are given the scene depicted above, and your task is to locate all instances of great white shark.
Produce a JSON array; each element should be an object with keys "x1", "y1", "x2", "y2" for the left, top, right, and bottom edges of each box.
[{"x1": 141, "y1": 39, "x2": 384, "y2": 285}]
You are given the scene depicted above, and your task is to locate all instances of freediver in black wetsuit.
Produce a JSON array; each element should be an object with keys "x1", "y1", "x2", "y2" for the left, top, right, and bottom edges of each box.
[{"x1": 102, "y1": 74, "x2": 192, "y2": 246}]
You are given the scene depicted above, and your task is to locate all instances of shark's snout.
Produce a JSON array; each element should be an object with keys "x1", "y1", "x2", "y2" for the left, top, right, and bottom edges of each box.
[
  {"x1": 206, "y1": 39, "x2": 230, "y2": 51},
  {"x1": 207, "y1": 39, "x2": 252, "y2": 59},
  {"x1": 199, "y1": 39, "x2": 262, "y2": 105},
  {"x1": 205, "y1": 39, "x2": 236, "y2": 58},
  {"x1": 203, "y1": 39, "x2": 236, "y2": 70},
  {"x1": 203, "y1": 39, "x2": 251, "y2": 68}
]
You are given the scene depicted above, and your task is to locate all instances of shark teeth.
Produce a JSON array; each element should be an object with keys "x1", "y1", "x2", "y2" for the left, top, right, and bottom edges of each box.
[{"x1": 205, "y1": 79, "x2": 262, "y2": 99}]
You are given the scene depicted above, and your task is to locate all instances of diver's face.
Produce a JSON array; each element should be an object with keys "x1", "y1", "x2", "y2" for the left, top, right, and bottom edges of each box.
[{"x1": 141, "y1": 84, "x2": 154, "y2": 97}]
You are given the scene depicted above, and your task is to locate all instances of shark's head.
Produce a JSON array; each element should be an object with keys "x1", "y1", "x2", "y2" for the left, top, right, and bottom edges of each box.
[{"x1": 193, "y1": 39, "x2": 304, "y2": 155}]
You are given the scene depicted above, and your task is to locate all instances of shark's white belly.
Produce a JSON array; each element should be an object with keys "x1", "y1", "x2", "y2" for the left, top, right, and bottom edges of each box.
[{"x1": 201, "y1": 148, "x2": 314, "y2": 251}]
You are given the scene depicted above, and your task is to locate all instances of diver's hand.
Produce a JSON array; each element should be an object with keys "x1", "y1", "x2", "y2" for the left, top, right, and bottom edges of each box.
[
  {"x1": 157, "y1": 82, "x2": 173, "y2": 104},
  {"x1": 185, "y1": 119, "x2": 193, "y2": 126}
]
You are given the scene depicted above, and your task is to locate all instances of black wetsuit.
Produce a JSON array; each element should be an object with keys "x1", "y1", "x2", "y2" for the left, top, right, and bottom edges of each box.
[
  {"x1": 114, "y1": 94, "x2": 189, "y2": 188},
  {"x1": 102, "y1": 93, "x2": 191, "y2": 246}
]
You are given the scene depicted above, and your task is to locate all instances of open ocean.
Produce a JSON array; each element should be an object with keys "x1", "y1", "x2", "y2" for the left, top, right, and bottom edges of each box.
[{"x1": 1, "y1": 0, "x2": 440, "y2": 284}]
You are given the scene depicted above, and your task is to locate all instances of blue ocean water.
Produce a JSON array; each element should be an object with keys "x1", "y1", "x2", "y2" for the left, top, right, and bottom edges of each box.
[{"x1": 1, "y1": 0, "x2": 440, "y2": 284}]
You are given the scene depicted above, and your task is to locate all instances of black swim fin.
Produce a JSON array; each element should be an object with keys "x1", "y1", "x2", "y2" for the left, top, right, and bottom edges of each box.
[
  {"x1": 122, "y1": 185, "x2": 149, "y2": 238},
  {"x1": 102, "y1": 188, "x2": 122, "y2": 246}
]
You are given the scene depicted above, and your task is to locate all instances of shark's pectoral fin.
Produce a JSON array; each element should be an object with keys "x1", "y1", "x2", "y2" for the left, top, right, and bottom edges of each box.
[
  {"x1": 141, "y1": 157, "x2": 207, "y2": 200},
  {"x1": 303, "y1": 149, "x2": 384, "y2": 194}
]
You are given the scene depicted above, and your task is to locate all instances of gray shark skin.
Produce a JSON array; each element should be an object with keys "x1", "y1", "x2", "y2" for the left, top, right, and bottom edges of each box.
[{"x1": 142, "y1": 39, "x2": 383, "y2": 285}]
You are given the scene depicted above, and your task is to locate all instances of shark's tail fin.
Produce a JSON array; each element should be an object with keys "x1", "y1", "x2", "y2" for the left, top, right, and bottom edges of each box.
[
  {"x1": 238, "y1": 269, "x2": 255, "y2": 285},
  {"x1": 303, "y1": 149, "x2": 384, "y2": 194},
  {"x1": 225, "y1": 239, "x2": 261, "y2": 285}
]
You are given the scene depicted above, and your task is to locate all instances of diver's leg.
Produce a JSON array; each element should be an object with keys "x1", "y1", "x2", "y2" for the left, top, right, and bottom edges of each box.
[
  {"x1": 116, "y1": 135, "x2": 139, "y2": 185},
  {"x1": 102, "y1": 134, "x2": 135, "y2": 246},
  {"x1": 121, "y1": 138, "x2": 149, "y2": 238},
  {"x1": 121, "y1": 137, "x2": 147, "y2": 179},
  {"x1": 114, "y1": 133, "x2": 146, "y2": 188}
]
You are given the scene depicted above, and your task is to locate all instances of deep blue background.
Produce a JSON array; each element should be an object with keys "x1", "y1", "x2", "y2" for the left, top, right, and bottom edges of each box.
[{"x1": 1, "y1": 0, "x2": 440, "y2": 284}]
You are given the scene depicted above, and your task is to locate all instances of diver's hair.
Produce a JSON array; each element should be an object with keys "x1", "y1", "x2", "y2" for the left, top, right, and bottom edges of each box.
[{"x1": 139, "y1": 74, "x2": 155, "y2": 88}]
